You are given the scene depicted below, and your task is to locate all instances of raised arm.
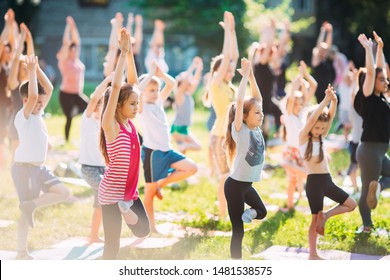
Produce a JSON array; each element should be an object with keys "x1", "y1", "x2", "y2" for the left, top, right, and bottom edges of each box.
[
  {"x1": 23, "y1": 55, "x2": 39, "y2": 119},
  {"x1": 127, "y1": 13, "x2": 143, "y2": 55},
  {"x1": 324, "y1": 90, "x2": 337, "y2": 137},
  {"x1": 156, "y1": 63, "x2": 176, "y2": 103},
  {"x1": 234, "y1": 58, "x2": 251, "y2": 132},
  {"x1": 21, "y1": 23, "x2": 35, "y2": 56},
  {"x1": 212, "y1": 11, "x2": 233, "y2": 86},
  {"x1": 36, "y1": 58, "x2": 54, "y2": 110},
  {"x1": 126, "y1": 28, "x2": 138, "y2": 85},
  {"x1": 187, "y1": 56, "x2": 203, "y2": 95},
  {"x1": 7, "y1": 25, "x2": 26, "y2": 91},
  {"x1": 358, "y1": 33, "x2": 375, "y2": 97},
  {"x1": 101, "y1": 28, "x2": 129, "y2": 142},
  {"x1": 299, "y1": 84, "x2": 334, "y2": 143},
  {"x1": 69, "y1": 17, "x2": 81, "y2": 58},
  {"x1": 86, "y1": 73, "x2": 113, "y2": 118},
  {"x1": 373, "y1": 31, "x2": 387, "y2": 80},
  {"x1": 56, "y1": 17, "x2": 71, "y2": 61},
  {"x1": 299, "y1": 60, "x2": 317, "y2": 105},
  {"x1": 104, "y1": 13, "x2": 122, "y2": 78}
]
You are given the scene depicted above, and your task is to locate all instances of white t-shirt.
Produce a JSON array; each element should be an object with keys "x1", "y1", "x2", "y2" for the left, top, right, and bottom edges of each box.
[
  {"x1": 78, "y1": 111, "x2": 105, "y2": 166},
  {"x1": 138, "y1": 98, "x2": 171, "y2": 151},
  {"x1": 338, "y1": 81, "x2": 352, "y2": 111},
  {"x1": 284, "y1": 113, "x2": 304, "y2": 147},
  {"x1": 144, "y1": 48, "x2": 169, "y2": 74},
  {"x1": 14, "y1": 108, "x2": 48, "y2": 163}
]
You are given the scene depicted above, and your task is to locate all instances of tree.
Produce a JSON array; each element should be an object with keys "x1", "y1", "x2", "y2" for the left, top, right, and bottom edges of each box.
[
  {"x1": 130, "y1": 0, "x2": 250, "y2": 68},
  {"x1": 316, "y1": 0, "x2": 390, "y2": 67}
]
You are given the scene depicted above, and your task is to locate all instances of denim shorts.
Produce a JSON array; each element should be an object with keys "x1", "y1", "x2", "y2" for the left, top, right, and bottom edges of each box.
[
  {"x1": 11, "y1": 163, "x2": 62, "y2": 202},
  {"x1": 81, "y1": 165, "x2": 105, "y2": 208}
]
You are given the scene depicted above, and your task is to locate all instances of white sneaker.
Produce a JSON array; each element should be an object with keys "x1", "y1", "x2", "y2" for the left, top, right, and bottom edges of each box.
[
  {"x1": 241, "y1": 209, "x2": 253, "y2": 223},
  {"x1": 118, "y1": 200, "x2": 134, "y2": 213},
  {"x1": 367, "y1": 181, "x2": 381, "y2": 209}
]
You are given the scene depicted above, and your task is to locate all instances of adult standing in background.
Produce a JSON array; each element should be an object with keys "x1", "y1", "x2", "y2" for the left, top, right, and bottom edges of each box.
[
  {"x1": 311, "y1": 21, "x2": 335, "y2": 103},
  {"x1": 355, "y1": 32, "x2": 390, "y2": 233},
  {"x1": 56, "y1": 16, "x2": 88, "y2": 142}
]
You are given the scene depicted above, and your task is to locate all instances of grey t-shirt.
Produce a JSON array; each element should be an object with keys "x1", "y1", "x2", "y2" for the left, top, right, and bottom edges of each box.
[{"x1": 230, "y1": 122, "x2": 265, "y2": 182}]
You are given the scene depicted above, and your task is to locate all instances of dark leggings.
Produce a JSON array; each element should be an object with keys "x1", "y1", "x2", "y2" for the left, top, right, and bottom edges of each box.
[
  {"x1": 224, "y1": 177, "x2": 267, "y2": 259},
  {"x1": 101, "y1": 198, "x2": 150, "y2": 259},
  {"x1": 59, "y1": 91, "x2": 87, "y2": 141},
  {"x1": 356, "y1": 142, "x2": 390, "y2": 227}
]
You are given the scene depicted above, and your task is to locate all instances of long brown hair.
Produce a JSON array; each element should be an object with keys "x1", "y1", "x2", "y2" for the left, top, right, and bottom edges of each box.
[
  {"x1": 304, "y1": 107, "x2": 330, "y2": 163},
  {"x1": 99, "y1": 83, "x2": 138, "y2": 165},
  {"x1": 225, "y1": 97, "x2": 261, "y2": 166},
  {"x1": 203, "y1": 54, "x2": 223, "y2": 105}
]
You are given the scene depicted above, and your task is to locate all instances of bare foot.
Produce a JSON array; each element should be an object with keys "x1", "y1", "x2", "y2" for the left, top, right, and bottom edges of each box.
[
  {"x1": 156, "y1": 187, "x2": 163, "y2": 200},
  {"x1": 316, "y1": 211, "x2": 326, "y2": 235},
  {"x1": 308, "y1": 254, "x2": 325, "y2": 260}
]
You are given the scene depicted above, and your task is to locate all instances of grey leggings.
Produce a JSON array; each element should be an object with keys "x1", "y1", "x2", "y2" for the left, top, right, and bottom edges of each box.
[
  {"x1": 101, "y1": 198, "x2": 150, "y2": 259},
  {"x1": 356, "y1": 142, "x2": 390, "y2": 227}
]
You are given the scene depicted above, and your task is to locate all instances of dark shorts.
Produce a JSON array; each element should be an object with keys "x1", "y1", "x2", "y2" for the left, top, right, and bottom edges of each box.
[
  {"x1": 11, "y1": 163, "x2": 62, "y2": 202},
  {"x1": 305, "y1": 173, "x2": 349, "y2": 214},
  {"x1": 141, "y1": 146, "x2": 185, "y2": 182}
]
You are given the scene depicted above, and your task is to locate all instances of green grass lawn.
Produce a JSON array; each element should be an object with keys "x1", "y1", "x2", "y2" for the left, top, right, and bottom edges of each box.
[{"x1": 0, "y1": 109, "x2": 389, "y2": 260}]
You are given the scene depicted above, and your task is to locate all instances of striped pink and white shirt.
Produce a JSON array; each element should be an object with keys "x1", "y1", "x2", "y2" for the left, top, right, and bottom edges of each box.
[{"x1": 98, "y1": 120, "x2": 140, "y2": 205}]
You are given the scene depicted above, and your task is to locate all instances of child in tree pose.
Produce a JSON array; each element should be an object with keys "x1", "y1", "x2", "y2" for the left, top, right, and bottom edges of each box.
[
  {"x1": 171, "y1": 56, "x2": 203, "y2": 154},
  {"x1": 11, "y1": 55, "x2": 70, "y2": 259},
  {"x1": 224, "y1": 58, "x2": 267, "y2": 259},
  {"x1": 298, "y1": 84, "x2": 356, "y2": 260},
  {"x1": 98, "y1": 28, "x2": 150, "y2": 259},
  {"x1": 138, "y1": 61, "x2": 197, "y2": 233}
]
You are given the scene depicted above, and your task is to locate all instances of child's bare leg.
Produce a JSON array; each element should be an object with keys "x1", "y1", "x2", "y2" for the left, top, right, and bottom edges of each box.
[
  {"x1": 144, "y1": 182, "x2": 158, "y2": 233},
  {"x1": 316, "y1": 197, "x2": 357, "y2": 235},
  {"x1": 286, "y1": 169, "x2": 297, "y2": 209},
  {"x1": 20, "y1": 183, "x2": 70, "y2": 228},
  {"x1": 157, "y1": 158, "x2": 197, "y2": 187},
  {"x1": 323, "y1": 197, "x2": 357, "y2": 220},
  {"x1": 308, "y1": 215, "x2": 324, "y2": 260},
  {"x1": 218, "y1": 172, "x2": 229, "y2": 218},
  {"x1": 88, "y1": 207, "x2": 103, "y2": 243}
]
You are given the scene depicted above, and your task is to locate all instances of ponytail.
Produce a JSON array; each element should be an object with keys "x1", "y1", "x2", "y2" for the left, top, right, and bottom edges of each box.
[
  {"x1": 225, "y1": 103, "x2": 236, "y2": 166},
  {"x1": 100, "y1": 89, "x2": 111, "y2": 166}
]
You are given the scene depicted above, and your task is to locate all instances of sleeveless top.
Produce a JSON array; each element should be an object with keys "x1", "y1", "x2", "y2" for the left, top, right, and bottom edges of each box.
[
  {"x1": 98, "y1": 120, "x2": 140, "y2": 205},
  {"x1": 299, "y1": 140, "x2": 322, "y2": 158},
  {"x1": 172, "y1": 94, "x2": 194, "y2": 126}
]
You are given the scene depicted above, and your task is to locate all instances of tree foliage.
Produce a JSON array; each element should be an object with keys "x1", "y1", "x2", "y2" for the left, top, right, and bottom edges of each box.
[
  {"x1": 130, "y1": 0, "x2": 250, "y2": 63},
  {"x1": 316, "y1": 0, "x2": 390, "y2": 67}
]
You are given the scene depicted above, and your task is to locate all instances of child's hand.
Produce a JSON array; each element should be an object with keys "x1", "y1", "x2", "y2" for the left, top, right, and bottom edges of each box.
[
  {"x1": 193, "y1": 56, "x2": 203, "y2": 69},
  {"x1": 358, "y1": 34, "x2": 373, "y2": 49},
  {"x1": 298, "y1": 60, "x2": 308, "y2": 76},
  {"x1": 135, "y1": 14, "x2": 143, "y2": 25},
  {"x1": 25, "y1": 55, "x2": 37, "y2": 73},
  {"x1": 240, "y1": 57, "x2": 250, "y2": 77},
  {"x1": 324, "y1": 84, "x2": 336, "y2": 101},
  {"x1": 373, "y1": 31, "x2": 384, "y2": 48},
  {"x1": 118, "y1": 28, "x2": 130, "y2": 53},
  {"x1": 155, "y1": 19, "x2": 165, "y2": 30}
]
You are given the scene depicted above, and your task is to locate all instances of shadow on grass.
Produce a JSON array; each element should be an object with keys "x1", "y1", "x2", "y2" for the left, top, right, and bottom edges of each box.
[
  {"x1": 249, "y1": 209, "x2": 296, "y2": 254},
  {"x1": 117, "y1": 235, "x2": 205, "y2": 260},
  {"x1": 351, "y1": 231, "x2": 389, "y2": 256}
]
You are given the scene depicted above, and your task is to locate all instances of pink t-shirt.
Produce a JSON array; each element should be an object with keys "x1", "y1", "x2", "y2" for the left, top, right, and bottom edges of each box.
[{"x1": 58, "y1": 58, "x2": 85, "y2": 94}]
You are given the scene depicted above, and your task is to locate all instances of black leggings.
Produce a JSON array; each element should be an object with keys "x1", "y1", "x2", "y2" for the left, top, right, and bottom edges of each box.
[
  {"x1": 224, "y1": 177, "x2": 267, "y2": 259},
  {"x1": 59, "y1": 91, "x2": 87, "y2": 141},
  {"x1": 101, "y1": 198, "x2": 150, "y2": 259}
]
